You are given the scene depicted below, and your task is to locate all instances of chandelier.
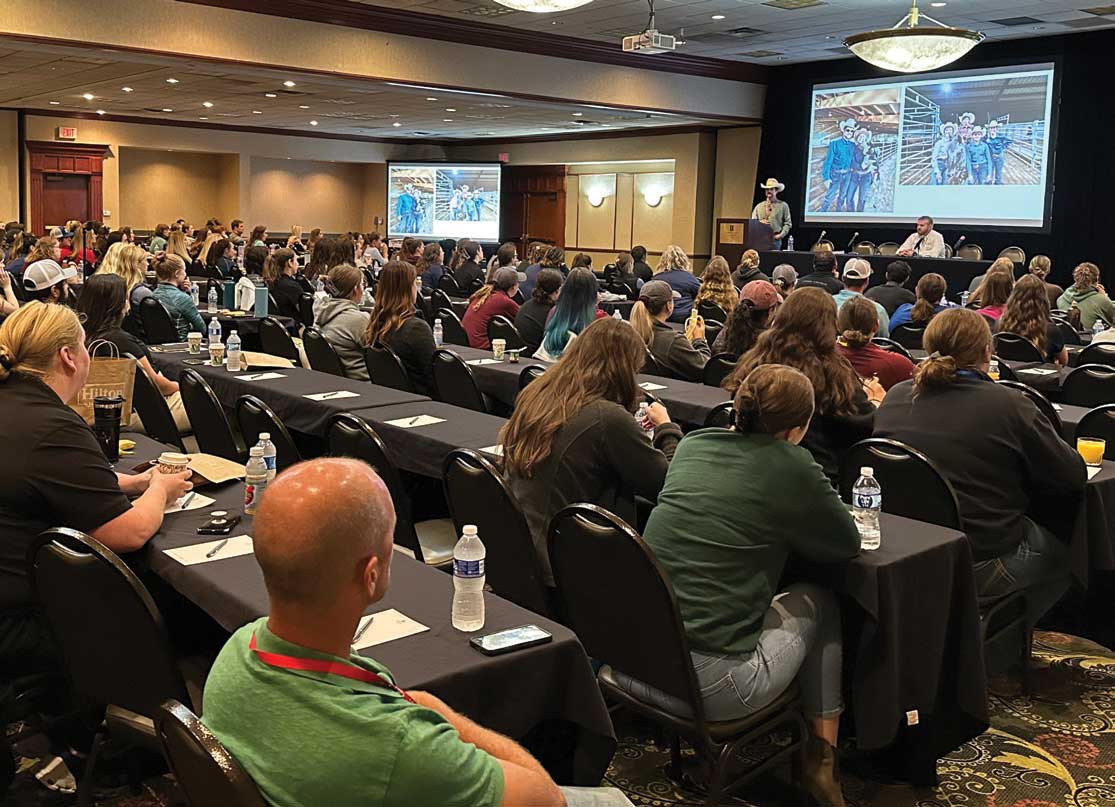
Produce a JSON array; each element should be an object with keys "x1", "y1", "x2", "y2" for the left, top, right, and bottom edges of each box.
[
  {"x1": 844, "y1": 1, "x2": 984, "y2": 73},
  {"x1": 493, "y1": 0, "x2": 595, "y2": 11}
]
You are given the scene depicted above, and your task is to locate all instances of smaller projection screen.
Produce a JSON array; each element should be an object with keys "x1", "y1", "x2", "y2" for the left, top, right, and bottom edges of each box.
[{"x1": 387, "y1": 162, "x2": 502, "y2": 241}]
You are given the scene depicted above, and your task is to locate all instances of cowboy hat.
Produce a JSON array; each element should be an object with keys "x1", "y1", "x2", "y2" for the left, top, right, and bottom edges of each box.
[
  {"x1": 759, "y1": 178, "x2": 785, "y2": 192},
  {"x1": 839, "y1": 118, "x2": 858, "y2": 131},
  {"x1": 940, "y1": 122, "x2": 957, "y2": 134}
]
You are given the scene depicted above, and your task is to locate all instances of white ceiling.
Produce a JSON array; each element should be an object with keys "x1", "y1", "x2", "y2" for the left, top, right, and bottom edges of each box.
[
  {"x1": 0, "y1": 39, "x2": 736, "y2": 140},
  {"x1": 358, "y1": 0, "x2": 1115, "y2": 64}
]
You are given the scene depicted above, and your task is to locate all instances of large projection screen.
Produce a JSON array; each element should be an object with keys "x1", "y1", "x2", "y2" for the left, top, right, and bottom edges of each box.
[
  {"x1": 387, "y1": 162, "x2": 501, "y2": 241},
  {"x1": 802, "y1": 63, "x2": 1056, "y2": 228}
]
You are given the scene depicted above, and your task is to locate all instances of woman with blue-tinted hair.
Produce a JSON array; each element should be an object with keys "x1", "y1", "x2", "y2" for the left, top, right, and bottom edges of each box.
[{"x1": 533, "y1": 267, "x2": 606, "y2": 362}]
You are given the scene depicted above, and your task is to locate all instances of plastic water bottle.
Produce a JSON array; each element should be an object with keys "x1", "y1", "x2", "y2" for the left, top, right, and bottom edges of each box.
[
  {"x1": 207, "y1": 315, "x2": 222, "y2": 348},
  {"x1": 852, "y1": 467, "x2": 882, "y2": 550},
  {"x1": 315, "y1": 275, "x2": 325, "y2": 294},
  {"x1": 613, "y1": 309, "x2": 622, "y2": 321},
  {"x1": 960, "y1": 290, "x2": 970, "y2": 308},
  {"x1": 1093, "y1": 320, "x2": 1105, "y2": 337},
  {"x1": 207, "y1": 284, "x2": 219, "y2": 313},
  {"x1": 256, "y1": 432, "x2": 277, "y2": 481},
  {"x1": 191, "y1": 285, "x2": 200, "y2": 308},
  {"x1": 452, "y1": 525, "x2": 486, "y2": 632},
  {"x1": 433, "y1": 318, "x2": 443, "y2": 348},
  {"x1": 787, "y1": 235, "x2": 795, "y2": 251},
  {"x1": 635, "y1": 402, "x2": 654, "y2": 440},
  {"x1": 237, "y1": 244, "x2": 245, "y2": 269},
  {"x1": 226, "y1": 329, "x2": 241, "y2": 372},
  {"x1": 243, "y1": 446, "x2": 268, "y2": 515}
]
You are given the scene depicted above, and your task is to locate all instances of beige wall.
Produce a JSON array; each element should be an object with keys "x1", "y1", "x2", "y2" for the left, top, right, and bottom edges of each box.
[
  {"x1": 712, "y1": 127, "x2": 764, "y2": 248},
  {"x1": 0, "y1": 111, "x2": 16, "y2": 219},
  {"x1": 118, "y1": 148, "x2": 230, "y2": 228},
  {"x1": 250, "y1": 157, "x2": 375, "y2": 233}
]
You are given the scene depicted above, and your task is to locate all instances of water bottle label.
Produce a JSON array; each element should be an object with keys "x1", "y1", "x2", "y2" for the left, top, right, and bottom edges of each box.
[
  {"x1": 453, "y1": 558, "x2": 484, "y2": 578},
  {"x1": 263, "y1": 456, "x2": 277, "y2": 472},
  {"x1": 854, "y1": 493, "x2": 881, "y2": 510},
  {"x1": 244, "y1": 482, "x2": 259, "y2": 508}
]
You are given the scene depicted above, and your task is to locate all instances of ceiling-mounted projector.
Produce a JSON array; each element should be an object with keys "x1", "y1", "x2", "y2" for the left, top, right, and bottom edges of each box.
[{"x1": 622, "y1": 29, "x2": 676, "y2": 54}]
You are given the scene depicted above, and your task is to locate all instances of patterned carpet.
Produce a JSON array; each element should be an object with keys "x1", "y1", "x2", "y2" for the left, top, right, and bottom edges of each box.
[{"x1": 7, "y1": 631, "x2": 1115, "y2": 806}]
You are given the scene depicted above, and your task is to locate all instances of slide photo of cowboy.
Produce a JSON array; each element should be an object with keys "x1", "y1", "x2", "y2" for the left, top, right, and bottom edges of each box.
[
  {"x1": 897, "y1": 73, "x2": 1049, "y2": 186},
  {"x1": 435, "y1": 167, "x2": 500, "y2": 224},
  {"x1": 806, "y1": 89, "x2": 900, "y2": 215},
  {"x1": 389, "y1": 169, "x2": 434, "y2": 235}
]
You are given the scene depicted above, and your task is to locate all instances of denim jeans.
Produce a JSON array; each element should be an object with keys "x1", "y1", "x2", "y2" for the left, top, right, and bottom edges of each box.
[{"x1": 973, "y1": 517, "x2": 1070, "y2": 630}]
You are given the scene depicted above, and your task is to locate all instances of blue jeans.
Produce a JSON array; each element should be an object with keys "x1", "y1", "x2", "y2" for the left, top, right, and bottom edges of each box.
[
  {"x1": 853, "y1": 173, "x2": 873, "y2": 212},
  {"x1": 618, "y1": 583, "x2": 843, "y2": 722},
  {"x1": 973, "y1": 518, "x2": 1070, "y2": 630},
  {"x1": 933, "y1": 158, "x2": 949, "y2": 185},
  {"x1": 990, "y1": 155, "x2": 1005, "y2": 185},
  {"x1": 821, "y1": 172, "x2": 851, "y2": 212},
  {"x1": 969, "y1": 163, "x2": 989, "y2": 185}
]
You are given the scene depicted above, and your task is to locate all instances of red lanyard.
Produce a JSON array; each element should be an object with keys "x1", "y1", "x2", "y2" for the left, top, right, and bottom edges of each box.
[{"x1": 248, "y1": 632, "x2": 415, "y2": 703}]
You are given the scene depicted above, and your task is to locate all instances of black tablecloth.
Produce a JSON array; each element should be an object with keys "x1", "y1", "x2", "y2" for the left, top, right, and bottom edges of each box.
[
  {"x1": 122, "y1": 435, "x2": 615, "y2": 785},
  {"x1": 757, "y1": 251, "x2": 996, "y2": 303},
  {"x1": 1004, "y1": 361, "x2": 1070, "y2": 399},
  {"x1": 199, "y1": 311, "x2": 299, "y2": 349},
  {"x1": 1032, "y1": 461, "x2": 1115, "y2": 588},
  {"x1": 1057, "y1": 403, "x2": 1090, "y2": 441}
]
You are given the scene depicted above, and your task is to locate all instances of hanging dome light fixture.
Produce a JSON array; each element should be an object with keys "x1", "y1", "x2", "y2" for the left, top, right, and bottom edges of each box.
[
  {"x1": 493, "y1": 0, "x2": 595, "y2": 11},
  {"x1": 844, "y1": 1, "x2": 984, "y2": 73}
]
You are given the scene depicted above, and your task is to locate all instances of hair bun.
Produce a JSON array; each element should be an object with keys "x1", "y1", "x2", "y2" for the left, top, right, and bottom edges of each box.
[{"x1": 733, "y1": 388, "x2": 761, "y2": 432}]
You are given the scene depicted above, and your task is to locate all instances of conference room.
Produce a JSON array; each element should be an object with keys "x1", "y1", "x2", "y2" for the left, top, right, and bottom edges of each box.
[{"x1": 2, "y1": 1, "x2": 1115, "y2": 806}]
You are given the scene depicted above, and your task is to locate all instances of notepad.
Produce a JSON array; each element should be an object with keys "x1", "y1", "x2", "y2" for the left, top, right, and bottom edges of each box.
[
  {"x1": 467, "y1": 358, "x2": 503, "y2": 366},
  {"x1": 639, "y1": 382, "x2": 667, "y2": 391},
  {"x1": 239, "y1": 372, "x2": 287, "y2": 381},
  {"x1": 384, "y1": 414, "x2": 446, "y2": 428},
  {"x1": 1019, "y1": 368, "x2": 1058, "y2": 376},
  {"x1": 164, "y1": 493, "x2": 215, "y2": 515},
  {"x1": 481, "y1": 445, "x2": 504, "y2": 456},
  {"x1": 304, "y1": 390, "x2": 361, "y2": 401},
  {"x1": 164, "y1": 534, "x2": 254, "y2": 565},
  {"x1": 351, "y1": 609, "x2": 429, "y2": 650},
  {"x1": 1088, "y1": 465, "x2": 1102, "y2": 480}
]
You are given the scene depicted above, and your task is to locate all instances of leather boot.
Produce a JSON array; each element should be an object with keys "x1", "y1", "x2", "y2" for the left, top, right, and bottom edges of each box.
[{"x1": 803, "y1": 734, "x2": 846, "y2": 807}]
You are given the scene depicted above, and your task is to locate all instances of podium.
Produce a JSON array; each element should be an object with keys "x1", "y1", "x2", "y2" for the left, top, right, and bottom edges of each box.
[{"x1": 715, "y1": 219, "x2": 776, "y2": 266}]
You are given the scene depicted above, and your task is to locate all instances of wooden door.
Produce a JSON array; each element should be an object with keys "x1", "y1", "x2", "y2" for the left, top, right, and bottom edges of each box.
[
  {"x1": 501, "y1": 165, "x2": 566, "y2": 255},
  {"x1": 42, "y1": 175, "x2": 90, "y2": 229}
]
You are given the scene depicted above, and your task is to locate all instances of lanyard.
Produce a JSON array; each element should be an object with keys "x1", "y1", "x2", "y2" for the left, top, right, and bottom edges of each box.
[{"x1": 248, "y1": 632, "x2": 415, "y2": 703}]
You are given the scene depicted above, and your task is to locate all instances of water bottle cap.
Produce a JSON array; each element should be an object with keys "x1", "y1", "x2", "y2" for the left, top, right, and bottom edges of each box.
[
  {"x1": 434, "y1": 318, "x2": 442, "y2": 325},
  {"x1": 860, "y1": 466, "x2": 874, "y2": 477},
  {"x1": 259, "y1": 432, "x2": 270, "y2": 440},
  {"x1": 463, "y1": 525, "x2": 478, "y2": 536},
  {"x1": 249, "y1": 446, "x2": 264, "y2": 456}
]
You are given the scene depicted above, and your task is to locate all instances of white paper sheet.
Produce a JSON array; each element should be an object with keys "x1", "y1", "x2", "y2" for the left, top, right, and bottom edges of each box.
[
  {"x1": 384, "y1": 414, "x2": 446, "y2": 428},
  {"x1": 480, "y1": 445, "x2": 504, "y2": 456},
  {"x1": 467, "y1": 358, "x2": 503, "y2": 366},
  {"x1": 304, "y1": 390, "x2": 361, "y2": 401},
  {"x1": 164, "y1": 492, "x2": 216, "y2": 515},
  {"x1": 1088, "y1": 465, "x2": 1102, "y2": 480},
  {"x1": 639, "y1": 382, "x2": 667, "y2": 391},
  {"x1": 164, "y1": 534, "x2": 254, "y2": 566},
  {"x1": 1052, "y1": 404, "x2": 1064, "y2": 411},
  {"x1": 1019, "y1": 368, "x2": 1058, "y2": 376},
  {"x1": 239, "y1": 372, "x2": 287, "y2": 381},
  {"x1": 351, "y1": 609, "x2": 429, "y2": 650}
]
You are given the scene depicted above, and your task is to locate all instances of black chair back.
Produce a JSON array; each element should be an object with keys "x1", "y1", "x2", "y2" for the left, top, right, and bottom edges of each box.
[
  {"x1": 1076, "y1": 404, "x2": 1115, "y2": 459},
  {"x1": 259, "y1": 317, "x2": 300, "y2": 364},
  {"x1": 701, "y1": 353, "x2": 737, "y2": 388},
  {"x1": 1063, "y1": 364, "x2": 1115, "y2": 408},
  {"x1": 156, "y1": 700, "x2": 267, "y2": 807},
  {"x1": 839, "y1": 438, "x2": 962, "y2": 530},
  {"x1": 298, "y1": 293, "x2": 315, "y2": 328},
  {"x1": 891, "y1": 323, "x2": 926, "y2": 350},
  {"x1": 430, "y1": 288, "x2": 454, "y2": 315},
  {"x1": 957, "y1": 244, "x2": 984, "y2": 261},
  {"x1": 1079, "y1": 342, "x2": 1115, "y2": 369},
  {"x1": 518, "y1": 364, "x2": 545, "y2": 390},
  {"x1": 992, "y1": 355, "x2": 1019, "y2": 381},
  {"x1": 128, "y1": 357, "x2": 185, "y2": 451},
  {"x1": 431, "y1": 350, "x2": 487, "y2": 413},
  {"x1": 487, "y1": 315, "x2": 525, "y2": 351},
  {"x1": 27, "y1": 528, "x2": 190, "y2": 719},
  {"x1": 437, "y1": 274, "x2": 464, "y2": 297},
  {"x1": 994, "y1": 332, "x2": 1043, "y2": 363},
  {"x1": 703, "y1": 401, "x2": 734, "y2": 428},
  {"x1": 697, "y1": 301, "x2": 727, "y2": 323},
  {"x1": 435, "y1": 308, "x2": 470, "y2": 347},
  {"x1": 302, "y1": 327, "x2": 346, "y2": 376},
  {"x1": 179, "y1": 369, "x2": 246, "y2": 462},
  {"x1": 642, "y1": 349, "x2": 669, "y2": 378},
  {"x1": 267, "y1": 292, "x2": 280, "y2": 315},
  {"x1": 702, "y1": 319, "x2": 723, "y2": 350},
  {"x1": 139, "y1": 298, "x2": 180, "y2": 344},
  {"x1": 549, "y1": 506, "x2": 706, "y2": 719},
  {"x1": 234, "y1": 395, "x2": 300, "y2": 471},
  {"x1": 1056, "y1": 321, "x2": 1082, "y2": 346},
  {"x1": 997, "y1": 381, "x2": 1064, "y2": 437},
  {"x1": 871, "y1": 336, "x2": 913, "y2": 360},
  {"x1": 443, "y1": 451, "x2": 549, "y2": 615},
  {"x1": 325, "y1": 414, "x2": 424, "y2": 561},
  {"x1": 363, "y1": 342, "x2": 413, "y2": 392}
]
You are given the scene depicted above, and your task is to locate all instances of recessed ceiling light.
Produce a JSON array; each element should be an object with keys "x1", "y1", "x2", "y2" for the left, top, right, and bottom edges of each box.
[
  {"x1": 49, "y1": 100, "x2": 60, "y2": 105},
  {"x1": 252, "y1": 110, "x2": 262, "y2": 114},
  {"x1": 445, "y1": 108, "x2": 456, "y2": 112},
  {"x1": 96, "y1": 109, "x2": 105, "y2": 115},
  {"x1": 265, "y1": 93, "x2": 277, "y2": 98},
  {"x1": 283, "y1": 80, "x2": 296, "y2": 87},
  {"x1": 121, "y1": 86, "x2": 134, "y2": 92},
  {"x1": 82, "y1": 93, "x2": 94, "y2": 100},
  {"x1": 202, "y1": 101, "x2": 213, "y2": 108},
  {"x1": 572, "y1": 112, "x2": 583, "y2": 116},
  {"x1": 298, "y1": 104, "x2": 310, "y2": 109},
  {"x1": 162, "y1": 107, "x2": 173, "y2": 112},
  {"x1": 392, "y1": 122, "x2": 402, "y2": 127},
  {"x1": 930, "y1": 1, "x2": 946, "y2": 5},
  {"x1": 309, "y1": 120, "x2": 318, "y2": 126},
  {"x1": 712, "y1": 13, "x2": 726, "y2": 19},
  {"x1": 165, "y1": 78, "x2": 178, "y2": 84},
  {"x1": 426, "y1": 97, "x2": 438, "y2": 101},
  {"x1": 199, "y1": 116, "x2": 208, "y2": 120},
  {"x1": 443, "y1": 118, "x2": 454, "y2": 122}
]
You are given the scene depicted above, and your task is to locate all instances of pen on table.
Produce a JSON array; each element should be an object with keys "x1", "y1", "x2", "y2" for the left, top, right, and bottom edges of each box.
[
  {"x1": 205, "y1": 537, "x2": 230, "y2": 559},
  {"x1": 178, "y1": 491, "x2": 195, "y2": 510},
  {"x1": 352, "y1": 615, "x2": 374, "y2": 644},
  {"x1": 407, "y1": 416, "x2": 422, "y2": 426}
]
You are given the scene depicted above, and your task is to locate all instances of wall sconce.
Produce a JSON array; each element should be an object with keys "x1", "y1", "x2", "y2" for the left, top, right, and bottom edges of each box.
[
  {"x1": 587, "y1": 192, "x2": 606, "y2": 207},
  {"x1": 643, "y1": 190, "x2": 664, "y2": 207}
]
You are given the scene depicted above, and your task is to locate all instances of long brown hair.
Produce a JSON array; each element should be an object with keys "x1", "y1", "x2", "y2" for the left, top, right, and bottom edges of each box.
[
  {"x1": 723, "y1": 286, "x2": 862, "y2": 417},
  {"x1": 999, "y1": 274, "x2": 1051, "y2": 352},
  {"x1": 914, "y1": 308, "x2": 991, "y2": 396},
  {"x1": 416, "y1": 243, "x2": 442, "y2": 275},
  {"x1": 365, "y1": 260, "x2": 417, "y2": 344},
  {"x1": 970, "y1": 257, "x2": 1014, "y2": 307},
  {"x1": 975, "y1": 271, "x2": 1013, "y2": 309},
  {"x1": 837, "y1": 295, "x2": 879, "y2": 349},
  {"x1": 911, "y1": 273, "x2": 946, "y2": 324},
  {"x1": 500, "y1": 317, "x2": 645, "y2": 478},
  {"x1": 264, "y1": 248, "x2": 296, "y2": 288},
  {"x1": 695, "y1": 256, "x2": 737, "y2": 313}
]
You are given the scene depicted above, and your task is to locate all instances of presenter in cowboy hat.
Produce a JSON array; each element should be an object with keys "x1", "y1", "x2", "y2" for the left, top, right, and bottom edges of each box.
[{"x1": 753, "y1": 178, "x2": 793, "y2": 250}]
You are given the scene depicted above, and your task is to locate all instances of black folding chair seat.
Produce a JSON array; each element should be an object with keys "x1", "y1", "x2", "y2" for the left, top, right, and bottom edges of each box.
[
  {"x1": 259, "y1": 316, "x2": 300, "y2": 365},
  {"x1": 179, "y1": 369, "x2": 246, "y2": 463},
  {"x1": 432, "y1": 349, "x2": 488, "y2": 413},
  {"x1": 234, "y1": 395, "x2": 301, "y2": 472},
  {"x1": 127, "y1": 356, "x2": 185, "y2": 450},
  {"x1": 363, "y1": 342, "x2": 413, "y2": 392},
  {"x1": 302, "y1": 327, "x2": 346, "y2": 376},
  {"x1": 139, "y1": 298, "x2": 180, "y2": 345}
]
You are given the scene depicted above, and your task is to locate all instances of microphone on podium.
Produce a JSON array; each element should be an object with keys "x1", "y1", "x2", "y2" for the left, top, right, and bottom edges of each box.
[
  {"x1": 816, "y1": 230, "x2": 827, "y2": 248},
  {"x1": 845, "y1": 232, "x2": 860, "y2": 252},
  {"x1": 952, "y1": 235, "x2": 966, "y2": 254}
]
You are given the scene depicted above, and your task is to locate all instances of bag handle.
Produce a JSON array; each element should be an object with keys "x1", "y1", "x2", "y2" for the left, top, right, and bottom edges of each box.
[{"x1": 88, "y1": 339, "x2": 121, "y2": 359}]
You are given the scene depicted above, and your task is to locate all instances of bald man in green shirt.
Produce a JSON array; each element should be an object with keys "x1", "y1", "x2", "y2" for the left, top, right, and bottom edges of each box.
[{"x1": 202, "y1": 459, "x2": 570, "y2": 807}]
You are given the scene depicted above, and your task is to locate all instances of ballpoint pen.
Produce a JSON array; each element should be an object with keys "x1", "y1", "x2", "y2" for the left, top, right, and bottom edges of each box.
[
  {"x1": 205, "y1": 537, "x2": 230, "y2": 558},
  {"x1": 407, "y1": 416, "x2": 423, "y2": 426},
  {"x1": 177, "y1": 491, "x2": 195, "y2": 510},
  {"x1": 352, "y1": 615, "x2": 374, "y2": 644}
]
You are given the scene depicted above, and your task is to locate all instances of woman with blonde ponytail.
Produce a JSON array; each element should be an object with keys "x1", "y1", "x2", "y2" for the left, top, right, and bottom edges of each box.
[
  {"x1": 875, "y1": 306, "x2": 1085, "y2": 633},
  {"x1": 630, "y1": 279, "x2": 709, "y2": 382}
]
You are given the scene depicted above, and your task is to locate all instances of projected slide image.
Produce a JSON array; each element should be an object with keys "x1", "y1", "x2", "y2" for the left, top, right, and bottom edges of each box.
[
  {"x1": 806, "y1": 89, "x2": 900, "y2": 216},
  {"x1": 898, "y1": 74, "x2": 1049, "y2": 187},
  {"x1": 389, "y1": 168, "x2": 434, "y2": 237},
  {"x1": 436, "y1": 167, "x2": 499, "y2": 225}
]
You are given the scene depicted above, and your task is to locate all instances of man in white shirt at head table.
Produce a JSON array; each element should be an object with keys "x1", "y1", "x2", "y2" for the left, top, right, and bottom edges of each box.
[{"x1": 897, "y1": 216, "x2": 946, "y2": 258}]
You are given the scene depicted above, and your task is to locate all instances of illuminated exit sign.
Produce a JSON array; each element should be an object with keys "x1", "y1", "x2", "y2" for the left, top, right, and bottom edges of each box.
[{"x1": 56, "y1": 126, "x2": 78, "y2": 141}]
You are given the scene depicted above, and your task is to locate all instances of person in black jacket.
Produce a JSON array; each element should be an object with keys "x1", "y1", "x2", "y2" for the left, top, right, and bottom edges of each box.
[
  {"x1": 449, "y1": 239, "x2": 485, "y2": 293},
  {"x1": 731, "y1": 249, "x2": 771, "y2": 289},
  {"x1": 630, "y1": 280, "x2": 710, "y2": 382},
  {"x1": 630, "y1": 244, "x2": 653, "y2": 285},
  {"x1": 724, "y1": 287, "x2": 882, "y2": 485},
  {"x1": 364, "y1": 260, "x2": 436, "y2": 395},
  {"x1": 875, "y1": 308, "x2": 1084, "y2": 629},
  {"x1": 797, "y1": 250, "x2": 844, "y2": 295},
  {"x1": 264, "y1": 247, "x2": 304, "y2": 321},
  {"x1": 514, "y1": 268, "x2": 562, "y2": 356},
  {"x1": 865, "y1": 260, "x2": 916, "y2": 316}
]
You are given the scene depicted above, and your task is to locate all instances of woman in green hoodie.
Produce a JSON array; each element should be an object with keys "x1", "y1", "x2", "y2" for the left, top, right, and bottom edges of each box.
[{"x1": 1057, "y1": 262, "x2": 1115, "y2": 330}]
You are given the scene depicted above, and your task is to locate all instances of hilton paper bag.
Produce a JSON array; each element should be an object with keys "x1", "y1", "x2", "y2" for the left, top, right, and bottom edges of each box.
[{"x1": 69, "y1": 340, "x2": 135, "y2": 425}]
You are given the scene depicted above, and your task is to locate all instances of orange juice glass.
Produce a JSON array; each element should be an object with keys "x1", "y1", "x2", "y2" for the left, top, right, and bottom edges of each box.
[{"x1": 1077, "y1": 437, "x2": 1106, "y2": 467}]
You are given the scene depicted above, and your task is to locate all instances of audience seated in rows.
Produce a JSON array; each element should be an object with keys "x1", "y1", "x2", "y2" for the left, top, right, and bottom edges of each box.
[
  {"x1": 1058, "y1": 262, "x2": 1115, "y2": 330},
  {"x1": 694, "y1": 256, "x2": 737, "y2": 318},
  {"x1": 730, "y1": 249, "x2": 769, "y2": 289},
  {"x1": 636, "y1": 364, "x2": 858, "y2": 807},
  {"x1": 533, "y1": 267, "x2": 603, "y2": 362},
  {"x1": 630, "y1": 280, "x2": 709, "y2": 382},
  {"x1": 630, "y1": 245, "x2": 653, "y2": 285},
  {"x1": 724, "y1": 287, "x2": 880, "y2": 485},
  {"x1": 307, "y1": 235, "x2": 355, "y2": 283},
  {"x1": 462, "y1": 268, "x2": 520, "y2": 350},
  {"x1": 865, "y1": 260, "x2": 916, "y2": 317},
  {"x1": 999, "y1": 274, "x2": 1068, "y2": 365},
  {"x1": 0, "y1": 302, "x2": 191, "y2": 676},
  {"x1": 974, "y1": 271, "x2": 1013, "y2": 322},
  {"x1": 967, "y1": 255, "x2": 1014, "y2": 295},
  {"x1": 772, "y1": 264, "x2": 797, "y2": 300},
  {"x1": 797, "y1": 251, "x2": 843, "y2": 296},
  {"x1": 315, "y1": 264, "x2": 372, "y2": 381},
  {"x1": 712, "y1": 280, "x2": 779, "y2": 356},
  {"x1": 364, "y1": 260, "x2": 436, "y2": 395},
  {"x1": 449, "y1": 240, "x2": 485, "y2": 290},
  {"x1": 5, "y1": 230, "x2": 36, "y2": 284},
  {"x1": 264, "y1": 248, "x2": 306, "y2": 321},
  {"x1": 514, "y1": 268, "x2": 562, "y2": 357},
  {"x1": 836, "y1": 296, "x2": 915, "y2": 391},
  {"x1": 24, "y1": 259, "x2": 77, "y2": 306},
  {"x1": 603, "y1": 251, "x2": 638, "y2": 297},
  {"x1": 653, "y1": 245, "x2": 700, "y2": 323},
  {"x1": 1027, "y1": 255, "x2": 1062, "y2": 309},
  {"x1": 889, "y1": 272, "x2": 948, "y2": 331},
  {"x1": 833, "y1": 259, "x2": 890, "y2": 338},
  {"x1": 152, "y1": 257, "x2": 205, "y2": 340},
  {"x1": 249, "y1": 225, "x2": 267, "y2": 248},
  {"x1": 286, "y1": 224, "x2": 305, "y2": 254},
  {"x1": 502, "y1": 317, "x2": 682, "y2": 586},
  {"x1": 874, "y1": 308, "x2": 1085, "y2": 630},
  {"x1": 520, "y1": 246, "x2": 563, "y2": 298},
  {"x1": 418, "y1": 242, "x2": 446, "y2": 292}
]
